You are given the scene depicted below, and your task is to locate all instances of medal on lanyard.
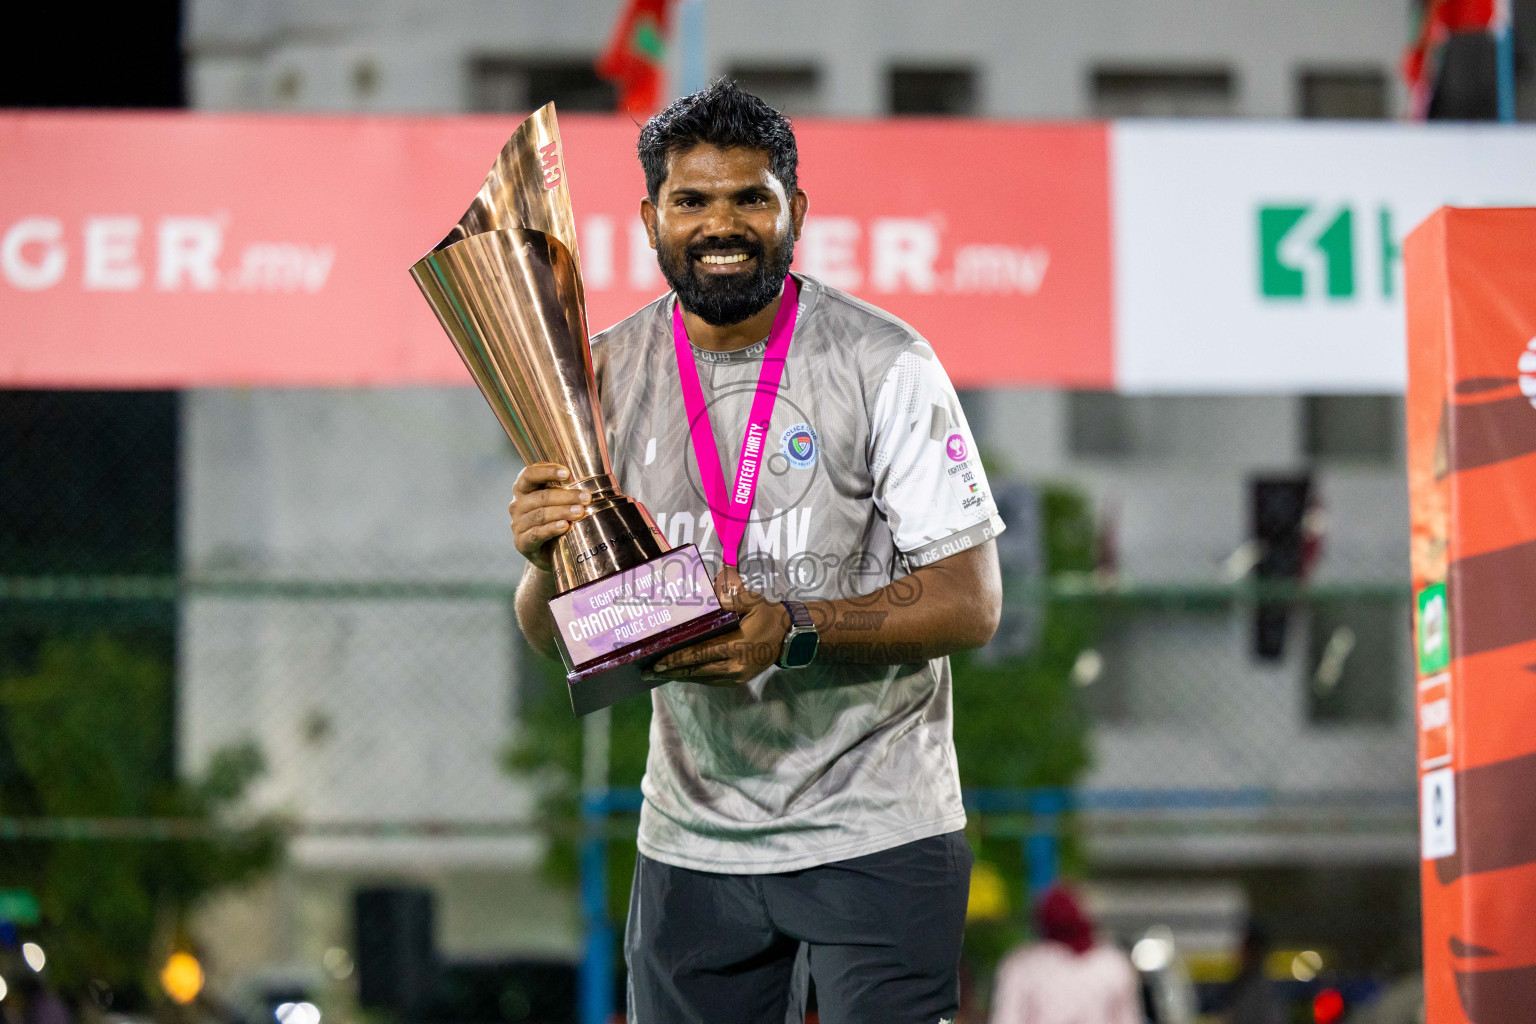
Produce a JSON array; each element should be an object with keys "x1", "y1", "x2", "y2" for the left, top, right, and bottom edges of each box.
[{"x1": 672, "y1": 275, "x2": 800, "y2": 569}]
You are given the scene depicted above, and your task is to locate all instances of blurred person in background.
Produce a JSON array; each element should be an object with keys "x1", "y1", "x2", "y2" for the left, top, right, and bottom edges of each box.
[
  {"x1": 987, "y1": 884, "x2": 1141, "y2": 1024},
  {"x1": 1222, "y1": 924, "x2": 1283, "y2": 1024},
  {"x1": 2, "y1": 971, "x2": 73, "y2": 1024}
]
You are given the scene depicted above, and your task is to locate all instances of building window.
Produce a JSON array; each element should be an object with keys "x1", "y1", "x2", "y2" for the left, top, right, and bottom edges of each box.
[
  {"x1": 1302, "y1": 395, "x2": 1401, "y2": 462},
  {"x1": 889, "y1": 66, "x2": 977, "y2": 115},
  {"x1": 1092, "y1": 67, "x2": 1235, "y2": 117},
  {"x1": 1068, "y1": 391, "x2": 1136, "y2": 458},
  {"x1": 1064, "y1": 393, "x2": 1185, "y2": 460},
  {"x1": 727, "y1": 64, "x2": 821, "y2": 114},
  {"x1": 1298, "y1": 69, "x2": 1389, "y2": 119},
  {"x1": 469, "y1": 58, "x2": 616, "y2": 113},
  {"x1": 1307, "y1": 601, "x2": 1404, "y2": 724}
]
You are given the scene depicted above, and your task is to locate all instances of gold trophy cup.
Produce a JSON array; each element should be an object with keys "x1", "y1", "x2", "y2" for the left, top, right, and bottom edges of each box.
[{"x1": 410, "y1": 105, "x2": 738, "y2": 715}]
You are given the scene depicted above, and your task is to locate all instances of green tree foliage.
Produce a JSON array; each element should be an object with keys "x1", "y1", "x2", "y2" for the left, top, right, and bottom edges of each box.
[
  {"x1": 0, "y1": 633, "x2": 282, "y2": 1001},
  {"x1": 951, "y1": 484, "x2": 1098, "y2": 983},
  {"x1": 953, "y1": 484, "x2": 1095, "y2": 789}
]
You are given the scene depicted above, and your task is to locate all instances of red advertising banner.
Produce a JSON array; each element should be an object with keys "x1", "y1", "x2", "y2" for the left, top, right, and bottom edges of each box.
[
  {"x1": 0, "y1": 113, "x2": 1111, "y2": 389},
  {"x1": 1406, "y1": 208, "x2": 1536, "y2": 1024}
]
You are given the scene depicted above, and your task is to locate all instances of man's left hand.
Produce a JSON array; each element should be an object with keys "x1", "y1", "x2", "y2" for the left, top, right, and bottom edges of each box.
[{"x1": 650, "y1": 569, "x2": 788, "y2": 686}]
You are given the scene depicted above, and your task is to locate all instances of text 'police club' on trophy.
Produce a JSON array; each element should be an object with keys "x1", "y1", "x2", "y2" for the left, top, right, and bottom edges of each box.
[{"x1": 410, "y1": 104, "x2": 738, "y2": 716}]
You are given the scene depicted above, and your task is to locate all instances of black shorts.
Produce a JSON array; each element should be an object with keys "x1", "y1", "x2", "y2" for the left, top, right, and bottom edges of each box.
[{"x1": 624, "y1": 831, "x2": 972, "y2": 1024}]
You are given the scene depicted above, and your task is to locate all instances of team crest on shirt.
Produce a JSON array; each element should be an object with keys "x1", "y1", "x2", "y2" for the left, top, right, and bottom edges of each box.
[
  {"x1": 944, "y1": 432, "x2": 968, "y2": 461},
  {"x1": 780, "y1": 423, "x2": 819, "y2": 468}
]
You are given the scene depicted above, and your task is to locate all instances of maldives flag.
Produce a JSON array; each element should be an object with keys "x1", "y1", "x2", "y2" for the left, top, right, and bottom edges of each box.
[
  {"x1": 1402, "y1": 0, "x2": 1511, "y2": 116},
  {"x1": 1437, "y1": 0, "x2": 1506, "y2": 29},
  {"x1": 596, "y1": 0, "x2": 675, "y2": 117}
]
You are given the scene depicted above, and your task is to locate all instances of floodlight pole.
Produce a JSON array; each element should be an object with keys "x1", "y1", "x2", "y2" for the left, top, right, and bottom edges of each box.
[
  {"x1": 578, "y1": 707, "x2": 613, "y2": 1024},
  {"x1": 1026, "y1": 789, "x2": 1064, "y2": 899},
  {"x1": 1497, "y1": 22, "x2": 1516, "y2": 123}
]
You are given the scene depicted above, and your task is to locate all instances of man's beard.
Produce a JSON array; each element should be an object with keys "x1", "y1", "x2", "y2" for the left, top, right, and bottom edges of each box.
[{"x1": 657, "y1": 232, "x2": 796, "y2": 327}]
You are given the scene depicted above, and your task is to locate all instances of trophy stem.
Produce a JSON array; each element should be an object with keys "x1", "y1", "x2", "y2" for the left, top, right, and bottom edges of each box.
[
  {"x1": 570, "y1": 473, "x2": 623, "y2": 503},
  {"x1": 552, "y1": 495, "x2": 671, "y2": 593}
]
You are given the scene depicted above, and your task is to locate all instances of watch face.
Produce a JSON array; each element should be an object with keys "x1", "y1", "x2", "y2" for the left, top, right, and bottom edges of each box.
[{"x1": 784, "y1": 630, "x2": 818, "y2": 668}]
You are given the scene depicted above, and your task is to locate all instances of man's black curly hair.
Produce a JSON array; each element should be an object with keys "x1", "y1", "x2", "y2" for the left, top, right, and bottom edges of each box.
[{"x1": 637, "y1": 78, "x2": 798, "y2": 202}]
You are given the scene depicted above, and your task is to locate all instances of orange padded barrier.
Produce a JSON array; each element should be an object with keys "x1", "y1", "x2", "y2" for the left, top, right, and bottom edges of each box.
[{"x1": 1406, "y1": 208, "x2": 1536, "y2": 1024}]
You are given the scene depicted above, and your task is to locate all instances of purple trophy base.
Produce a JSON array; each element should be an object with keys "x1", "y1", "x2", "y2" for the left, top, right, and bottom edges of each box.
[{"x1": 548, "y1": 544, "x2": 740, "y2": 716}]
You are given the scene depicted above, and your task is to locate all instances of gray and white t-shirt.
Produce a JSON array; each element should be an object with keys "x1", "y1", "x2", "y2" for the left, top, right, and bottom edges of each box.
[{"x1": 591, "y1": 273, "x2": 1004, "y2": 873}]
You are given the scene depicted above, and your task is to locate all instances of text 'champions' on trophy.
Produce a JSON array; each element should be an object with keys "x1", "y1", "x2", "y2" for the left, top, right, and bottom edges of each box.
[{"x1": 409, "y1": 104, "x2": 737, "y2": 715}]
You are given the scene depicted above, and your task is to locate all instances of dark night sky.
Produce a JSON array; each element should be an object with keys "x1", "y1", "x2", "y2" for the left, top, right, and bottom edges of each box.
[{"x1": 0, "y1": 2, "x2": 183, "y2": 108}]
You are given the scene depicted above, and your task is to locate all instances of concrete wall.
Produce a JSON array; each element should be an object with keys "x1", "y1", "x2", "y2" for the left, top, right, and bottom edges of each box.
[
  {"x1": 178, "y1": 389, "x2": 582, "y2": 971},
  {"x1": 186, "y1": 0, "x2": 1410, "y2": 118},
  {"x1": 179, "y1": 388, "x2": 535, "y2": 855}
]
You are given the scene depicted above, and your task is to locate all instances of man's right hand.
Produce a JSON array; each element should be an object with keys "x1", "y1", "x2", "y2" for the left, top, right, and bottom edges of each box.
[{"x1": 509, "y1": 462, "x2": 591, "y2": 573}]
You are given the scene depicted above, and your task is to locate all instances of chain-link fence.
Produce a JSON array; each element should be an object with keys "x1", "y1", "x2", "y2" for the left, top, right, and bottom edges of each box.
[{"x1": 0, "y1": 388, "x2": 1419, "y2": 1022}]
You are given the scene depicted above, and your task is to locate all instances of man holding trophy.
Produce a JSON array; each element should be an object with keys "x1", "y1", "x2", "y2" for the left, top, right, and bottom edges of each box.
[
  {"x1": 511, "y1": 81, "x2": 1004, "y2": 1023},
  {"x1": 463, "y1": 80, "x2": 1004, "y2": 1022}
]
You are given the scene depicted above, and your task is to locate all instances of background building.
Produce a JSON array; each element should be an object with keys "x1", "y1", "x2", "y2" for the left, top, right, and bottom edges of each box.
[{"x1": 187, "y1": 0, "x2": 1424, "y2": 119}]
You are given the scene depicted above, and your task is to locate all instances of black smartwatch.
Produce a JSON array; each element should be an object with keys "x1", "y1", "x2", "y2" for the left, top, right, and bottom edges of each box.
[{"x1": 778, "y1": 600, "x2": 819, "y2": 668}]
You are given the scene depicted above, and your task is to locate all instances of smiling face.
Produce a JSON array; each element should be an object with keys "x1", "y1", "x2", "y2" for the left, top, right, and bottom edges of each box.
[{"x1": 641, "y1": 143, "x2": 808, "y2": 327}]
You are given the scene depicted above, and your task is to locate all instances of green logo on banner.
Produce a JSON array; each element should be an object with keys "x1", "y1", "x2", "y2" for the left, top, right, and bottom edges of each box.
[
  {"x1": 1416, "y1": 582, "x2": 1450, "y2": 676},
  {"x1": 0, "y1": 889, "x2": 40, "y2": 925},
  {"x1": 1258, "y1": 204, "x2": 1354, "y2": 298},
  {"x1": 1257, "y1": 204, "x2": 1403, "y2": 301}
]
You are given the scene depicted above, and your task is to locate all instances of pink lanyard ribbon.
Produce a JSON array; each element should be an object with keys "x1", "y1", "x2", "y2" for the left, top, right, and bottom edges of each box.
[{"x1": 671, "y1": 275, "x2": 799, "y2": 568}]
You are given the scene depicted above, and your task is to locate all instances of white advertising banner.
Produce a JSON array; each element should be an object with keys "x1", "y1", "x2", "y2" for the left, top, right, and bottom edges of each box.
[{"x1": 1112, "y1": 122, "x2": 1536, "y2": 393}]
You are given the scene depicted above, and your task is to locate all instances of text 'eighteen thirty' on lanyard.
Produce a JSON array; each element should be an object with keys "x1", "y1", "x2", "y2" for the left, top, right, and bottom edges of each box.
[{"x1": 670, "y1": 275, "x2": 800, "y2": 569}]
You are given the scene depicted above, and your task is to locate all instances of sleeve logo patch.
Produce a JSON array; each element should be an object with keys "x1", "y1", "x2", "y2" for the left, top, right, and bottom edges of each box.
[
  {"x1": 945, "y1": 433, "x2": 969, "y2": 462},
  {"x1": 780, "y1": 423, "x2": 819, "y2": 468}
]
